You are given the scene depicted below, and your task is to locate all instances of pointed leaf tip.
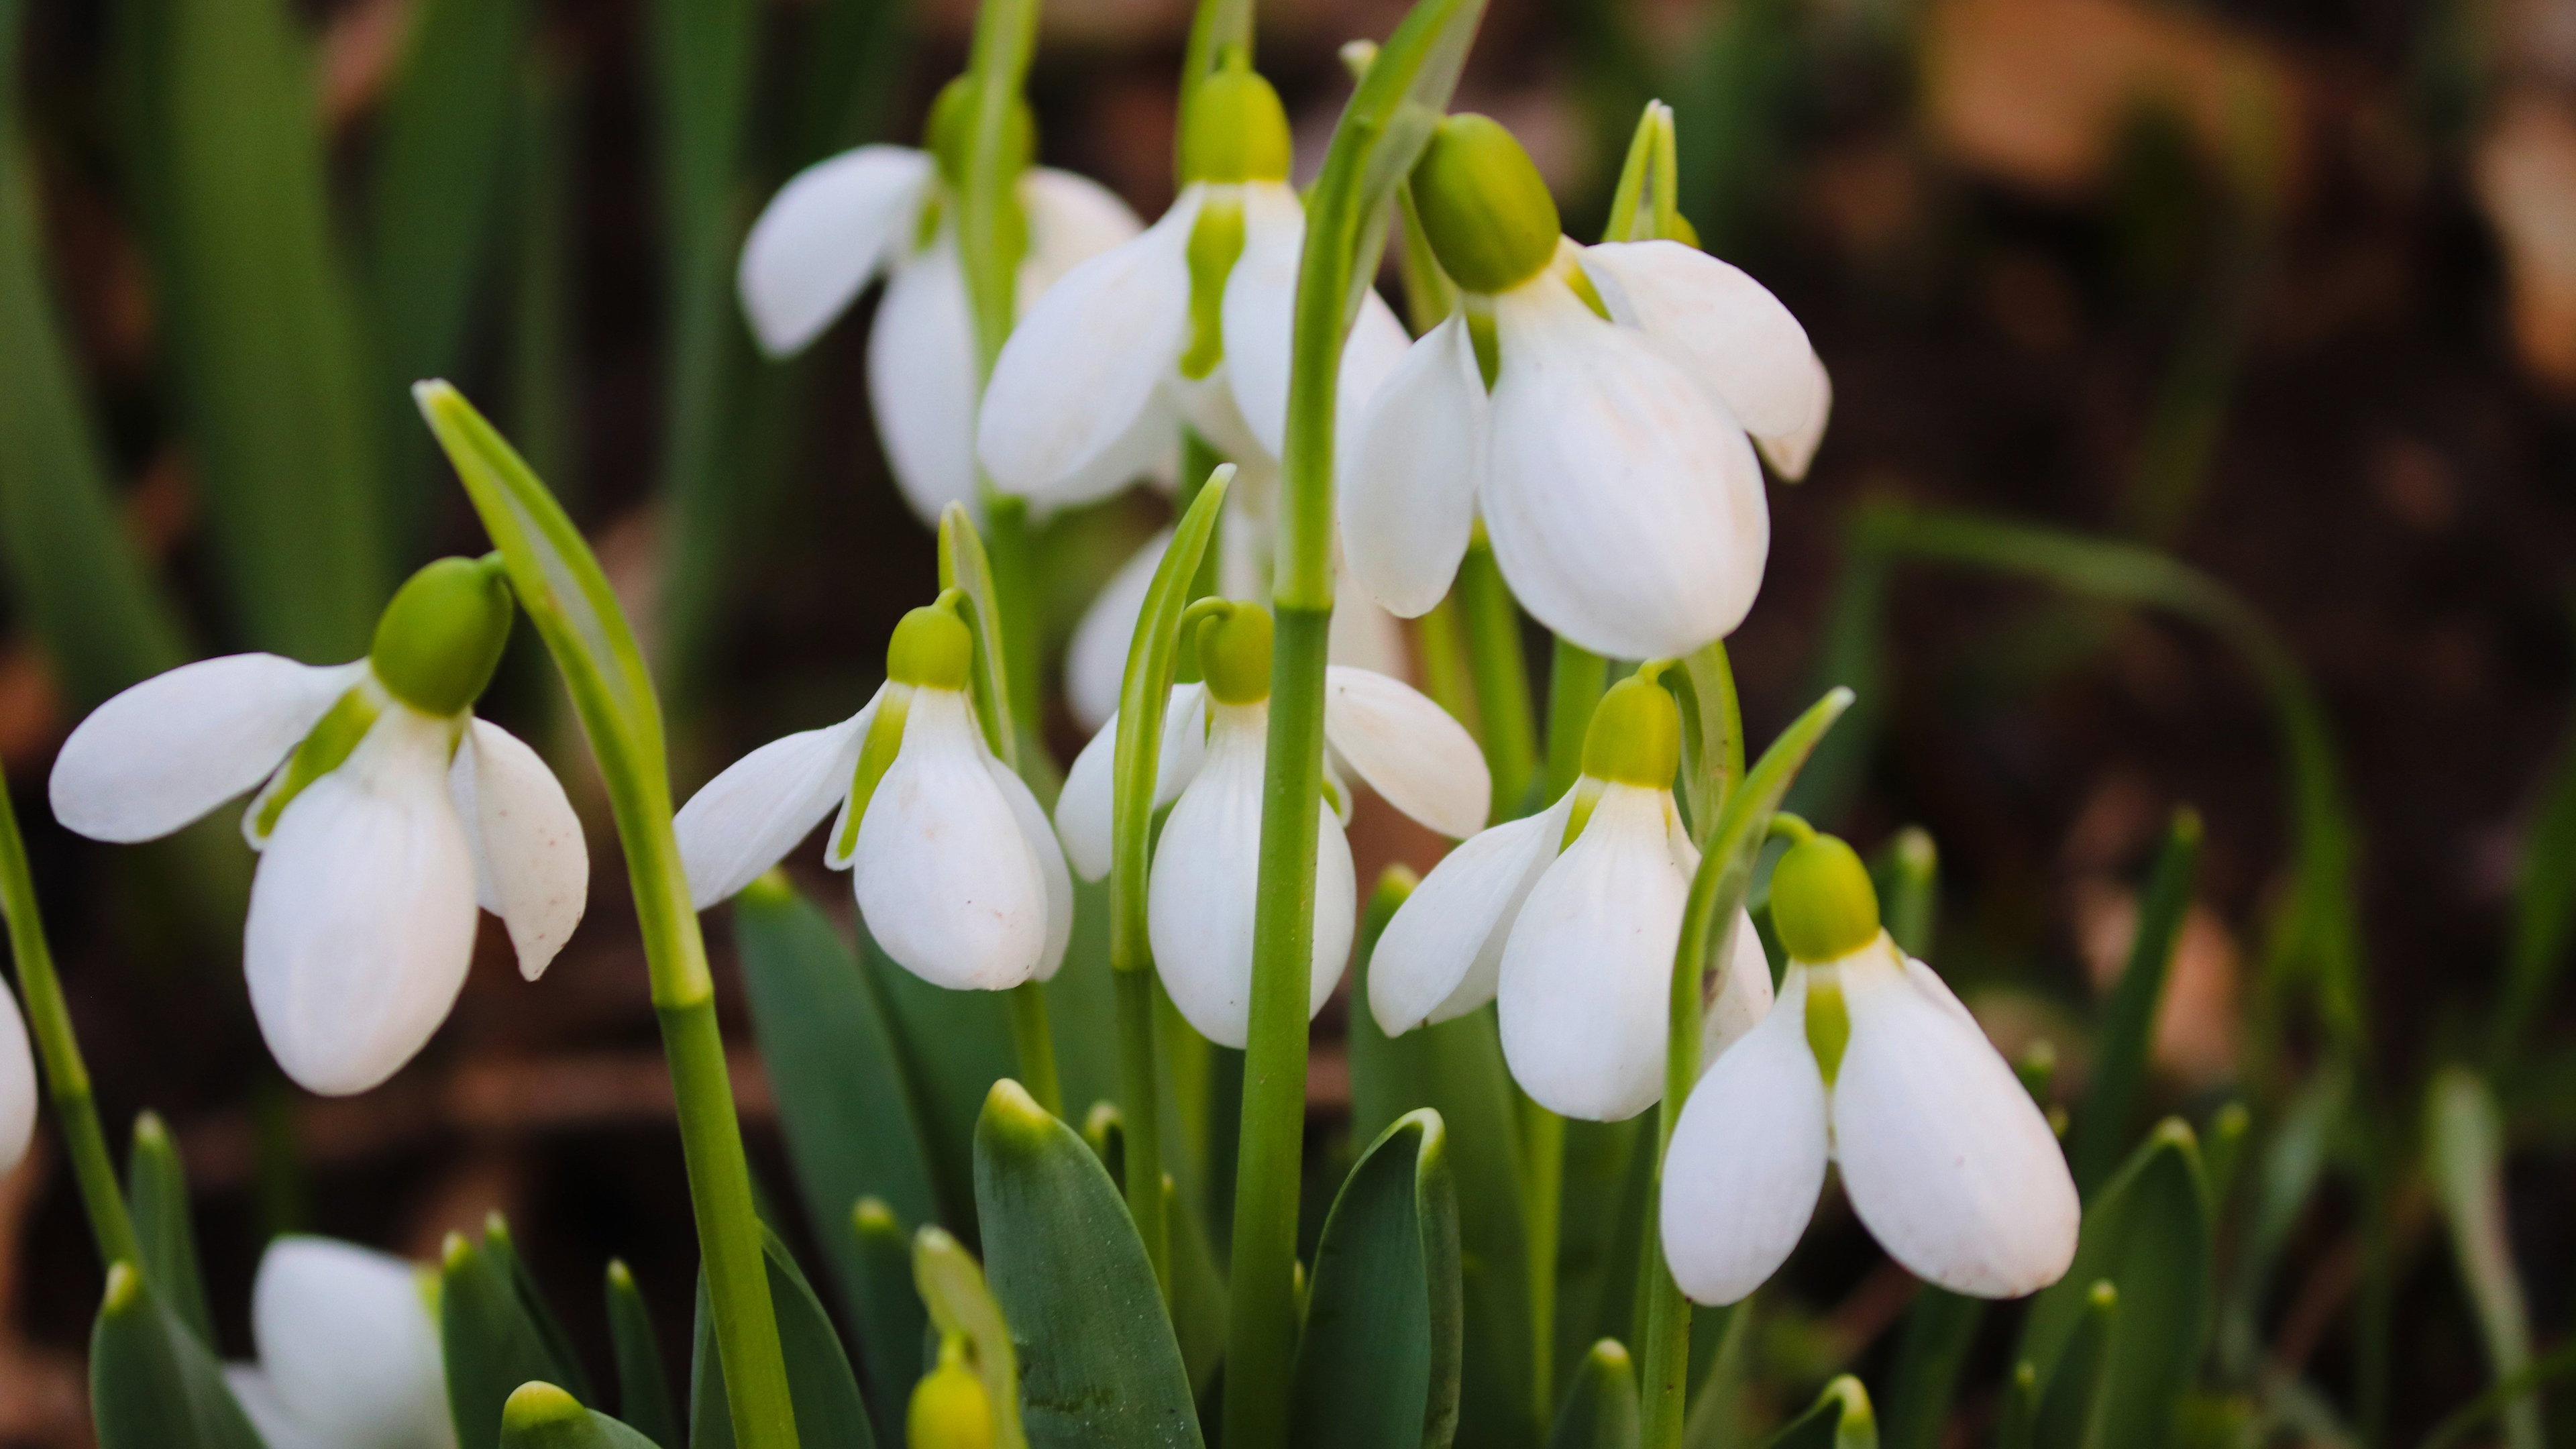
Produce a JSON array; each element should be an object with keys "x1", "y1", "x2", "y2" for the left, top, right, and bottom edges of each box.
[
  {"x1": 102, "y1": 1261, "x2": 141, "y2": 1315},
  {"x1": 739, "y1": 869, "x2": 794, "y2": 906},
  {"x1": 980, "y1": 1076, "x2": 1050, "y2": 1133},
  {"x1": 504, "y1": 1382, "x2": 586, "y2": 1429},
  {"x1": 443, "y1": 1231, "x2": 475, "y2": 1269}
]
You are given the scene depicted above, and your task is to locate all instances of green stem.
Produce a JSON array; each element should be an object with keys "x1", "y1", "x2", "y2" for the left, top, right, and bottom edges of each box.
[
  {"x1": 1417, "y1": 596, "x2": 1477, "y2": 733},
  {"x1": 1457, "y1": 538, "x2": 1536, "y2": 823},
  {"x1": 1521, "y1": 1097, "x2": 1564, "y2": 1424},
  {"x1": 1007, "y1": 981, "x2": 1062, "y2": 1118},
  {"x1": 1116, "y1": 966, "x2": 1169, "y2": 1285},
  {"x1": 0, "y1": 784, "x2": 138, "y2": 1270},
  {"x1": 1223, "y1": 604, "x2": 1331, "y2": 1449},
  {"x1": 1544, "y1": 637, "x2": 1607, "y2": 799},
  {"x1": 981, "y1": 494, "x2": 1046, "y2": 751}
]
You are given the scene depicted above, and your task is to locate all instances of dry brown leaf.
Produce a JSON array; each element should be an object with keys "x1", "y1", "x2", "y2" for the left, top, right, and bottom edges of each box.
[{"x1": 2474, "y1": 90, "x2": 2576, "y2": 391}]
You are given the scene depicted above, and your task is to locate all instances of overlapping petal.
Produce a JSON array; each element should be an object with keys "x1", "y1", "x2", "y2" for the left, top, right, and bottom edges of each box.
[
  {"x1": 989, "y1": 756, "x2": 1075, "y2": 980},
  {"x1": 737, "y1": 145, "x2": 934, "y2": 356},
  {"x1": 674, "y1": 692, "x2": 877, "y2": 910},
  {"x1": 0, "y1": 983, "x2": 30, "y2": 1175},
  {"x1": 1342, "y1": 313, "x2": 1488, "y2": 619},
  {"x1": 1019, "y1": 166, "x2": 1146, "y2": 291},
  {"x1": 241, "y1": 1236, "x2": 453, "y2": 1449},
  {"x1": 869, "y1": 238, "x2": 983, "y2": 524},
  {"x1": 1698, "y1": 907, "x2": 1777, "y2": 1063},
  {"x1": 1483, "y1": 276, "x2": 1770, "y2": 660},
  {"x1": 1055, "y1": 682, "x2": 1208, "y2": 881},
  {"x1": 1831, "y1": 943, "x2": 2080, "y2": 1297},
  {"x1": 1321, "y1": 665, "x2": 1489, "y2": 838},
  {"x1": 1661, "y1": 969, "x2": 1829, "y2": 1305},
  {"x1": 50, "y1": 655, "x2": 366, "y2": 845},
  {"x1": 1063, "y1": 529, "x2": 1170, "y2": 732},
  {"x1": 447, "y1": 719, "x2": 587, "y2": 981},
  {"x1": 851, "y1": 690, "x2": 1051, "y2": 991},
  {"x1": 1218, "y1": 181, "x2": 1414, "y2": 469},
  {"x1": 1579, "y1": 239, "x2": 1827, "y2": 447},
  {"x1": 1368, "y1": 790, "x2": 1574, "y2": 1034}
]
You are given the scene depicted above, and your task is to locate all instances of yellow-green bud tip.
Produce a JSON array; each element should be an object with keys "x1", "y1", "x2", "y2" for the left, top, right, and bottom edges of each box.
[
  {"x1": 979, "y1": 1077, "x2": 1051, "y2": 1136},
  {"x1": 1181, "y1": 62, "x2": 1292, "y2": 184},
  {"x1": 1578, "y1": 677, "x2": 1681, "y2": 788},
  {"x1": 853, "y1": 1196, "x2": 901, "y2": 1236},
  {"x1": 1586, "y1": 1338, "x2": 1633, "y2": 1371},
  {"x1": 606, "y1": 1259, "x2": 635, "y2": 1290},
  {"x1": 1770, "y1": 835, "x2": 1881, "y2": 962},
  {"x1": 1409, "y1": 114, "x2": 1562, "y2": 294},
  {"x1": 739, "y1": 869, "x2": 795, "y2": 908},
  {"x1": 924, "y1": 78, "x2": 1035, "y2": 189},
  {"x1": 1197, "y1": 602, "x2": 1273, "y2": 705},
  {"x1": 910, "y1": 1340, "x2": 997, "y2": 1449},
  {"x1": 370, "y1": 556, "x2": 513, "y2": 716},
  {"x1": 888, "y1": 604, "x2": 974, "y2": 690},
  {"x1": 2086, "y1": 1279, "x2": 2118, "y2": 1311},
  {"x1": 442, "y1": 1232, "x2": 475, "y2": 1270},
  {"x1": 103, "y1": 1261, "x2": 142, "y2": 1314},
  {"x1": 133, "y1": 1110, "x2": 168, "y2": 1145},
  {"x1": 502, "y1": 1382, "x2": 585, "y2": 1430}
]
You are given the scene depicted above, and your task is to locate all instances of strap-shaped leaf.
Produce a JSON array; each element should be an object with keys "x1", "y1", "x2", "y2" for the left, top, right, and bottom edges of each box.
[
  {"x1": 1756, "y1": 1376, "x2": 1876, "y2": 1449},
  {"x1": 850, "y1": 1201, "x2": 930, "y2": 1448},
  {"x1": 863, "y1": 917, "x2": 1017, "y2": 1234},
  {"x1": 1878, "y1": 1287, "x2": 1978, "y2": 1449},
  {"x1": 127, "y1": 1112, "x2": 213, "y2": 1348},
  {"x1": 2426, "y1": 1068, "x2": 2542, "y2": 1449},
  {"x1": 915, "y1": 1223, "x2": 1026, "y2": 1449},
  {"x1": 2070, "y1": 810, "x2": 2200, "y2": 1196},
  {"x1": 605, "y1": 1260, "x2": 681, "y2": 1449},
  {"x1": 1548, "y1": 1340, "x2": 1641, "y2": 1449},
  {"x1": 1664, "y1": 644, "x2": 1742, "y2": 847},
  {"x1": 445, "y1": 1222, "x2": 591, "y2": 1449},
  {"x1": 975, "y1": 1079, "x2": 1203, "y2": 1447},
  {"x1": 1289, "y1": 1109, "x2": 1464, "y2": 1449},
  {"x1": 501, "y1": 1383, "x2": 669, "y2": 1449},
  {"x1": 690, "y1": 1226, "x2": 879, "y2": 1449},
  {"x1": 90, "y1": 1263, "x2": 267, "y2": 1449},
  {"x1": 2015, "y1": 1120, "x2": 2212, "y2": 1449},
  {"x1": 938, "y1": 504, "x2": 1023, "y2": 771},
  {"x1": 2019, "y1": 1282, "x2": 2117, "y2": 1449}
]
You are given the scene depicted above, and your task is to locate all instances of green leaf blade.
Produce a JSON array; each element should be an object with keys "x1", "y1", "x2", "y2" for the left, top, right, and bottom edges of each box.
[
  {"x1": 1288, "y1": 1108, "x2": 1464, "y2": 1449},
  {"x1": 90, "y1": 1264, "x2": 268, "y2": 1449}
]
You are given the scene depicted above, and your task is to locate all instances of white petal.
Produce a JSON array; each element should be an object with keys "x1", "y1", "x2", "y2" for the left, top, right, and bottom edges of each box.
[
  {"x1": 1326, "y1": 577, "x2": 1412, "y2": 682},
  {"x1": 1148, "y1": 702, "x2": 1348, "y2": 1047},
  {"x1": 1579, "y1": 240, "x2": 1827, "y2": 445},
  {"x1": 1483, "y1": 276, "x2": 1770, "y2": 660},
  {"x1": 673, "y1": 695, "x2": 875, "y2": 910},
  {"x1": 1322, "y1": 665, "x2": 1489, "y2": 838},
  {"x1": 1497, "y1": 784, "x2": 1692, "y2": 1120},
  {"x1": 1831, "y1": 942, "x2": 2081, "y2": 1298},
  {"x1": 1368, "y1": 791, "x2": 1573, "y2": 1034},
  {"x1": 1334, "y1": 292, "x2": 1416, "y2": 477},
  {"x1": 250, "y1": 1236, "x2": 453, "y2": 1449},
  {"x1": 1054, "y1": 682, "x2": 1209, "y2": 882},
  {"x1": 449, "y1": 720, "x2": 587, "y2": 981},
  {"x1": 1065, "y1": 531, "x2": 1169, "y2": 733},
  {"x1": 1216, "y1": 182, "x2": 1305, "y2": 463},
  {"x1": 0, "y1": 981, "x2": 32, "y2": 1175},
  {"x1": 1697, "y1": 908, "x2": 1776, "y2": 1065},
  {"x1": 869, "y1": 237, "x2": 981, "y2": 525},
  {"x1": 50, "y1": 655, "x2": 365, "y2": 844},
  {"x1": 245, "y1": 710, "x2": 476, "y2": 1095},
  {"x1": 1756, "y1": 354, "x2": 1831, "y2": 482},
  {"x1": 739, "y1": 146, "x2": 934, "y2": 356},
  {"x1": 1340, "y1": 313, "x2": 1487, "y2": 619},
  {"x1": 1168, "y1": 364, "x2": 1269, "y2": 466},
  {"x1": 977, "y1": 190, "x2": 1199, "y2": 500},
  {"x1": 989, "y1": 756, "x2": 1075, "y2": 981},
  {"x1": 853, "y1": 690, "x2": 1050, "y2": 991},
  {"x1": 1660, "y1": 968, "x2": 1828, "y2": 1305},
  {"x1": 1018, "y1": 166, "x2": 1146, "y2": 292},
  {"x1": 224, "y1": 1368, "x2": 339, "y2": 1449}
]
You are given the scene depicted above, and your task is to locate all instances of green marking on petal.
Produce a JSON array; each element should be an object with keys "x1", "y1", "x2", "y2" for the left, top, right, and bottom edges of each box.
[
  {"x1": 1804, "y1": 968, "x2": 1851, "y2": 1087},
  {"x1": 1464, "y1": 298, "x2": 1500, "y2": 390},
  {"x1": 1558, "y1": 776, "x2": 1606, "y2": 851},
  {"x1": 1181, "y1": 193, "x2": 1248, "y2": 380},
  {"x1": 252, "y1": 684, "x2": 385, "y2": 841},
  {"x1": 837, "y1": 685, "x2": 914, "y2": 862}
]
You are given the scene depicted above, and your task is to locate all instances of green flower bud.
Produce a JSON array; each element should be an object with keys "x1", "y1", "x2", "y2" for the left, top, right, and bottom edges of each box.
[
  {"x1": 888, "y1": 604, "x2": 974, "y2": 690},
  {"x1": 1197, "y1": 602, "x2": 1274, "y2": 705},
  {"x1": 1578, "y1": 676, "x2": 1680, "y2": 788},
  {"x1": 909, "y1": 1336, "x2": 996, "y2": 1449},
  {"x1": 924, "y1": 78, "x2": 1036, "y2": 191},
  {"x1": 1180, "y1": 59, "x2": 1293, "y2": 184},
  {"x1": 370, "y1": 555, "x2": 513, "y2": 716},
  {"x1": 1408, "y1": 114, "x2": 1562, "y2": 294},
  {"x1": 1771, "y1": 835, "x2": 1882, "y2": 963}
]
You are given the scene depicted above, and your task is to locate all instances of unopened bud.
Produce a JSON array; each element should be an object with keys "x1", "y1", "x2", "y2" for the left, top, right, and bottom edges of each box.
[{"x1": 908, "y1": 1335, "x2": 996, "y2": 1449}]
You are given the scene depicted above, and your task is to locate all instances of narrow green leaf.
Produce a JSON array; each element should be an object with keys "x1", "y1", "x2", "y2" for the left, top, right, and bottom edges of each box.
[
  {"x1": 0, "y1": 0, "x2": 187, "y2": 706},
  {"x1": 851, "y1": 1200, "x2": 930, "y2": 1449},
  {"x1": 863, "y1": 918, "x2": 1018, "y2": 1234},
  {"x1": 604, "y1": 1260, "x2": 681, "y2": 1449},
  {"x1": 1756, "y1": 1376, "x2": 1876, "y2": 1449},
  {"x1": 2424, "y1": 1068, "x2": 2541, "y2": 1449},
  {"x1": 1877, "y1": 1288, "x2": 1980, "y2": 1449},
  {"x1": 502, "y1": 1382, "x2": 669, "y2": 1449},
  {"x1": 1556, "y1": 1116, "x2": 1645, "y2": 1396},
  {"x1": 914, "y1": 1223, "x2": 1026, "y2": 1449},
  {"x1": 2498, "y1": 696, "x2": 2576, "y2": 1062},
  {"x1": 2029, "y1": 1282, "x2": 2117, "y2": 1449},
  {"x1": 2016, "y1": 1120, "x2": 2212, "y2": 1449},
  {"x1": 1349, "y1": 869, "x2": 1539, "y2": 1449},
  {"x1": 488, "y1": 1218, "x2": 594, "y2": 1405},
  {"x1": 975, "y1": 1079, "x2": 1203, "y2": 1447},
  {"x1": 938, "y1": 504, "x2": 1027, "y2": 772},
  {"x1": 125, "y1": 1112, "x2": 213, "y2": 1348},
  {"x1": 1666, "y1": 643, "x2": 1743, "y2": 844},
  {"x1": 2217, "y1": 1069, "x2": 2340, "y2": 1379},
  {"x1": 1548, "y1": 1340, "x2": 1640, "y2": 1449},
  {"x1": 1165, "y1": 1173, "x2": 1230, "y2": 1403},
  {"x1": 445, "y1": 1226, "x2": 588, "y2": 1449},
  {"x1": 690, "y1": 1225, "x2": 880, "y2": 1449},
  {"x1": 1871, "y1": 828, "x2": 1938, "y2": 960},
  {"x1": 790, "y1": 0, "x2": 909, "y2": 164},
  {"x1": 2071, "y1": 809, "x2": 2201, "y2": 1196},
  {"x1": 89, "y1": 1263, "x2": 267, "y2": 1449},
  {"x1": 733, "y1": 874, "x2": 944, "y2": 1306},
  {"x1": 146, "y1": 0, "x2": 386, "y2": 659},
  {"x1": 505, "y1": 54, "x2": 578, "y2": 494},
  {"x1": 1289, "y1": 1109, "x2": 1464, "y2": 1449}
]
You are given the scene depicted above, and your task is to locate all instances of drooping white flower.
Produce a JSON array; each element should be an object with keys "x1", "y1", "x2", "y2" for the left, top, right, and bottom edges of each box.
[
  {"x1": 223, "y1": 1236, "x2": 454, "y2": 1449},
  {"x1": 1053, "y1": 604, "x2": 1487, "y2": 1047},
  {"x1": 48, "y1": 560, "x2": 586, "y2": 1097},
  {"x1": 1368, "y1": 673, "x2": 1770, "y2": 1121},
  {"x1": 0, "y1": 982, "x2": 31, "y2": 1175},
  {"x1": 737, "y1": 80, "x2": 1146, "y2": 525},
  {"x1": 976, "y1": 58, "x2": 1410, "y2": 515},
  {"x1": 1339, "y1": 114, "x2": 1829, "y2": 661},
  {"x1": 1660, "y1": 835, "x2": 2078, "y2": 1304},
  {"x1": 675, "y1": 597, "x2": 1071, "y2": 991}
]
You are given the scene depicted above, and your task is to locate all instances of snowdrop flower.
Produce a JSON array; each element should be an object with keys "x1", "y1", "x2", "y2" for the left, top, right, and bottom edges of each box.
[
  {"x1": 224, "y1": 1236, "x2": 454, "y2": 1449},
  {"x1": 675, "y1": 594, "x2": 1071, "y2": 991},
  {"x1": 1340, "y1": 114, "x2": 1831, "y2": 661},
  {"x1": 977, "y1": 53, "x2": 1411, "y2": 514},
  {"x1": 738, "y1": 78, "x2": 1144, "y2": 524},
  {"x1": 0, "y1": 984, "x2": 29, "y2": 1175},
  {"x1": 1662, "y1": 835, "x2": 2079, "y2": 1303},
  {"x1": 1370, "y1": 672, "x2": 1768, "y2": 1120},
  {"x1": 49, "y1": 558, "x2": 587, "y2": 1096},
  {"x1": 1053, "y1": 602, "x2": 1487, "y2": 1046}
]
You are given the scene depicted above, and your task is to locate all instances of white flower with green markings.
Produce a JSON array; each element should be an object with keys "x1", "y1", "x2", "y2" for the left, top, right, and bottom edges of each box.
[
  {"x1": 1340, "y1": 114, "x2": 1830, "y2": 661},
  {"x1": 737, "y1": 78, "x2": 1144, "y2": 525},
  {"x1": 48, "y1": 558, "x2": 588, "y2": 1097},
  {"x1": 1661, "y1": 834, "x2": 2079, "y2": 1303},
  {"x1": 223, "y1": 1236, "x2": 453, "y2": 1449},
  {"x1": 675, "y1": 594, "x2": 1071, "y2": 991},
  {"x1": 1053, "y1": 601, "x2": 1487, "y2": 1047},
  {"x1": 1368, "y1": 672, "x2": 1770, "y2": 1121}
]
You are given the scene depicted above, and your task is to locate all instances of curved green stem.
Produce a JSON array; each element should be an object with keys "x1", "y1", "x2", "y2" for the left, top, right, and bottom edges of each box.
[
  {"x1": 1457, "y1": 537, "x2": 1536, "y2": 823},
  {"x1": 0, "y1": 783, "x2": 138, "y2": 1271}
]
